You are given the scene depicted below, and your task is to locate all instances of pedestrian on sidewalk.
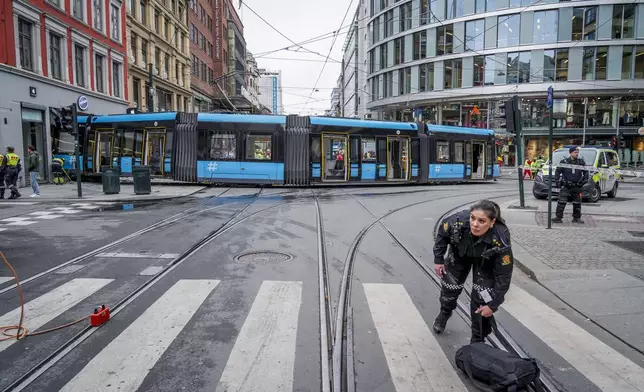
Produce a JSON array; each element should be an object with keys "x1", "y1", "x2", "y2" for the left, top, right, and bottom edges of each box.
[
  {"x1": 432, "y1": 200, "x2": 514, "y2": 343},
  {"x1": 552, "y1": 146, "x2": 588, "y2": 224},
  {"x1": 27, "y1": 145, "x2": 40, "y2": 197}
]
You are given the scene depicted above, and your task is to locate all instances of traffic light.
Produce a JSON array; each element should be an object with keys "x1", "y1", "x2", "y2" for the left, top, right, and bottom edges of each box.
[
  {"x1": 499, "y1": 96, "x2": 521, "y2": 134},
  {"x1": 60, "y1": 105, "x2": 75, "y2": 133}
]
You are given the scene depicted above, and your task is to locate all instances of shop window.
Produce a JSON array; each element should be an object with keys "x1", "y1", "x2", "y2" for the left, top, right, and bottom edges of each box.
[
  {"x1": 245, "y1": 134, "x2": 271, "y2": 161},
  {"x1": 436, "y1": 141, "x2": 450, "y2": 162}
]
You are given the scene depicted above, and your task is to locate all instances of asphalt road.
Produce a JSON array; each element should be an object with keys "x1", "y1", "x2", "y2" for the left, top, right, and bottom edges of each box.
[{"x1": 0, "y1": 183, "x2": 643, "y2": 392}]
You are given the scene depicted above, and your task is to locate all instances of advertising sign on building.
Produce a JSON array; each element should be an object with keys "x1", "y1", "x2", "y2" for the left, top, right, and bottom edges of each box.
[
  {"x1": 272, "y1": 77, "x2": 277, "y2": 114},
  {"x1": 214, "y1": 0, "x2": 220, "y2": 60}
]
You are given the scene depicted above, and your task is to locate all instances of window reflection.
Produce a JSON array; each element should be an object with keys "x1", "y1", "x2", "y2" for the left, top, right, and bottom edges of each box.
[
  {"x1": 572, "y1": 7, "x2": 596, "y2": 41},
  {"x1": 465, "y1": 19, "x2": 484, "y2": 52},
  {"x1": 543, "y1": 50, "x2": 555, "y2": 82},
  {"x1": 533, "y1": 10, "x2": 558, "y2": 44},
  {"x1": 555, "y1": 49, "x2": 568, "y2": 81},
  {"x1": 497, "y1": 14, "x2": 520, "y2": 48},
  {"x1": 622, "y1": 46, "x2": 634, "y2": 79}
]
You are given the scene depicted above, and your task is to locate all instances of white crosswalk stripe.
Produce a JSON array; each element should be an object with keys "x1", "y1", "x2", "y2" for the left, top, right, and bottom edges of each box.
[
  {"x1": 0, "y1": 278, "x2": 113, "y2": 353},
  {"x1": 58, "y1": 280, "x2": 219, "y2": 392},
  {"x1": 0, "y1": 203, "x2": 116, "y2": 229},
  {"x1": 0, "y1": 277, "x2": 13, "y2": 284},
  {"x1": 3, "y1": 279, "x2": 644, "y2": 392}
]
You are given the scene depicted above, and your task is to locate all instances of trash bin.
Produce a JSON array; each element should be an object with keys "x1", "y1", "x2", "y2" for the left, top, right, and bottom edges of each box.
[
  {"x1": 102, "y1": 166, "x2": 120, "y2": 194},
  {"x1": 132, "y1": 165, "x2": 151, "y2": 195}
]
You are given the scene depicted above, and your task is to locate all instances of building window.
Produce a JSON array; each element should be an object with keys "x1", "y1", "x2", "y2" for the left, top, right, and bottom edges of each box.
[
  {"x1": 622, "y1": 45, "x2": 634, "y2": 79},
  {"x1": 612, "y1": 4, "x2": 636, "y2": 39},
  {"x1": 95, "y1": 54, "x2": 105, "y2": 93},
  {"x1": 154, "y1": 9, "x2": 159, "y2": 33},
  {"x1": 384, "y1": 10, "x2": 393, "y2": 38},
  {"x1": 175, "y1": 25, "x2": 180, "y2": 47},
  {"x1": 594, "y1": 46, "x2": 608, "y2": 80},
  {"x1": 75, "y1": 44, "x2": 85, "y2": 87},
  {"x1": 445, "y1": 59, "x2": 462, "y2": 89},
  {"x1": 111, "y1": 4, "x2": 120, "y2": 40},
  {"x1": 437, "y1": 24, "x2": 453, "y2": 55},
  {"x1": 507, "y1": 51, "x2": 530, "y2": 84},
  {"x1": 394, "y1": 37, "x2": 404, "y2": 65},
  {"x1": 447, "y1": 0, "x2": 463, "y2": 20},
  {"x1": 497, "y1": 14, "x2": 520, "y2": 48},
  {"x1": 413, "y1": 31, "x2": 426, "y2": 61},
  {"x1": 49, "y1": 33, "x2": 62, "y2": 80},
  {"x1": 379, "y1": 43, "x2": 387, "y2": 70},
  {"x1": 555, "y1": 49, "x2": 568, "y2": 82},
  {"x1": 131, "y1": 34, "x2": 137, "y2": 62},
  {"x1": 139, "y1": 0, "x2": 146, "y2": 24},
  {"x1": 399, "y1": 2, "x2": 412, "y2": 32},
  {"x1": 484, "y1": 55, "x2": 496, "y2": 85},
  {"x1": 398, "y1": 67, "x2": 411, "y2": 95},
  {"x1": 533, "y1": 10, "x2": 557, "y2": 44},
  {"x1": 112, "y1": 61, "x2": 122, "y2": 97},
  {"x1": 18, "y1": 18, "x2": 33, "y2": 71},
  {"x1": 465, "y1": 19, "x2": 484, "y2": 52},
  {"x1": 73, "y1": 0, "x2": 84, "y2": 20},
  {"x1": 582, "y1": 47, "x2": 594, "y2": 80},
  {"x1": 420, "y1": 0, "x2": 429, "y2": 25},
  {"x1": 473, "y1": 56, "x2": 484, "y2": 86},
  {"x1": 93, "y1": 0, "x2": 103, "y2": 31},
  {"x1": 475, "y1": 0, "x2": 485, "y2": 13},
  {"x1": 572, "y1": 7, "x2": 597, "y2": 41},
  {"x1": 635, "y1": 47, "x2": 644, "y2": 79},
  {"x1": 141, "y1": 39, "x2": 147, "y2": 64},
  {"x1": 165, "y1": 17, "x2": 170, "y2": 40},
  {"x1": 164, "y1": 53, "x2": 169, "y2": 75},
  {"x1": 133, "y1": 78, "x2": 140, "y2": 107},
  {"x1": 543, "y1": 49, "x2": 555, "y2": 81}
]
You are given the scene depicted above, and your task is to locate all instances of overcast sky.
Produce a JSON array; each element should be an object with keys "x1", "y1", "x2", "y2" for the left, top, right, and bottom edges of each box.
[{"x1": 240, "y1": 0, "x2": 358, "y2": 115}]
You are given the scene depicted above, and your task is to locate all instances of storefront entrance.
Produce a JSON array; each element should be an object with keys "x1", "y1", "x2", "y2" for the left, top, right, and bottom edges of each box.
[{"x1": 22, "y1": 108, "x2": 48, "y2": 183}]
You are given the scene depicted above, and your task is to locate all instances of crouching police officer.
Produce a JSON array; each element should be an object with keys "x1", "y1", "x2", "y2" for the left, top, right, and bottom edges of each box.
[
  {"x1": 432, "y1": 200, "x2": 514, "y2": 343},
  {"x1": 552, "y1": 146, "x2": 589, "y2": 224}
]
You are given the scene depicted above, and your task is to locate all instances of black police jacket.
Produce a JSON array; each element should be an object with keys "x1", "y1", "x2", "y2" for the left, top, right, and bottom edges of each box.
[
  {"x1": 554, "y1": 157, "x2": 589, "y2": 185},
  {"x1": 433, "y1": 209, "x2": 514, "y2": 311}
]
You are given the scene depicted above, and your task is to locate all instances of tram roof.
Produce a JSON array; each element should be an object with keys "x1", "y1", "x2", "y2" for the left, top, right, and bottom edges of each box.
[
  {"x1": 309, "y1": 116, "x2": 419, "y2": 131},
  {"x1": 197, "y1": 113, "x2": 287, "y2": 124},
  {"x1": 90, "y1": 112, "x2": 178, "y2": 124},
  {"x1": 426, "y1": 124, "x2": 494, "y2": 136}
]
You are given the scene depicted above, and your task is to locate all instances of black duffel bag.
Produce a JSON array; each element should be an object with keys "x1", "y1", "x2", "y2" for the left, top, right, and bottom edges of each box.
[{"x1": 455, "y1": 341, "x2": 543, "y2": 392}]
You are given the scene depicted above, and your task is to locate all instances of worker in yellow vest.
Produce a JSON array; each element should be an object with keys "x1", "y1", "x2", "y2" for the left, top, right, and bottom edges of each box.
[
  {"x1": 0, "y1": 152, "x2": 6, "y2": 199},
  {"x1": 4, "y1": 146, "x2": 22, "y2": 199}
]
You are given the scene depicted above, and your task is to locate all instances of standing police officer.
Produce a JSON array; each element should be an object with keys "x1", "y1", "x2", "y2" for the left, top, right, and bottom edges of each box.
[
  {"x1": 552, "y1": 146, "x2": 589, "y2": 224},
  {"x1": 0, "y1": 152, "x2": 6, "y2": 199},
  {"x1": 432, "y1": 200, "x2": 514, "y2": 343},
  {"x1": 4, "y1": 146, "x2": 22, "y2": 199}
]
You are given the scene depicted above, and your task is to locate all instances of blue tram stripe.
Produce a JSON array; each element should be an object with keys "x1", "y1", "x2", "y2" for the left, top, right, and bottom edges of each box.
[
  {"x1": 91, "y1": 112, "x2": 178, "y2": 124},
  {"x1": 197, "y1": 113, "x2": 287, "y2": 125},
  {"x1": 310, "y1": 116, "x2": 418, "y2": 131}
]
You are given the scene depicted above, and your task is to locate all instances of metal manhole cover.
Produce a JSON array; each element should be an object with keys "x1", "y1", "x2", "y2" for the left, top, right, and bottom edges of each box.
[{"x1": 235, "y1": 252, "x2": 293, "y2": 264}]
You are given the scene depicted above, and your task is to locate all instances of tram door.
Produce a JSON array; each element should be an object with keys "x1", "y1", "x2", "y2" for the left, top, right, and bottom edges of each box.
[
  {"x1": 471, "y1": 141, "x2": 486, "y2": 179},
  {"x1": 387, "y1": 137, "x2": 410, "y2": 180},
  {"x1": 144, "y1": 130, "x2": 166, "y2": 175},
  {"x1": 322, "y1": 134, "x2": 348, "y2": 181},
  {"x1": 94, "y1": 130, "x2": 114, "y2": 173}
]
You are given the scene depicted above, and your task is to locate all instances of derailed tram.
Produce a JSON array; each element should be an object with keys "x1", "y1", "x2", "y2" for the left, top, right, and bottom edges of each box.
[{"x1": 51, "y1": 112, "x2": 500, "y2": 186}]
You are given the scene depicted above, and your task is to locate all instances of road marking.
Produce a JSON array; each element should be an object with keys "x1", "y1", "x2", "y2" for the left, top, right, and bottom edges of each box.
[
  {"x1": 58, "y1": 279, "x2": 220, "y2": 392},
  {"x1": 138, "y1": 266, "x2": 164, "y2": 275},
  {"x1": 216, "y1": 280, "x2": 303, "y2": 392},
  {"x1": 0, "y1": 278, "x2": 113, "y2": 353},
  {"x1": 0, "y1": 217, "x2": 38, "y2": 226},
  {"x1": 0, "y1": 228, "x2": 7, "y2": 232},
  {"x1": 50, "y1": 207, "x2": 81, "y2": 214},
  {"x1": 503, "y1": 284, "x2": 644, "y2": 392},
  {"x1": 96, "y1": 252, "x2": 180, "y2": 259},
  {"x1": 363, "y1": 283, "x2": 468, "y2": 392},
  {"x1": 0, "y1": 201, "x2": 39, "y2": 205},
  {"x1": 54, "y1": 265, "x2": 86, "y2": 274},
  {"x1": 27, "y1": 212, "x2": 64, "y2": 220},
  {"x1": 0, "y1": 277, "x2": 13, "y2": 284}
]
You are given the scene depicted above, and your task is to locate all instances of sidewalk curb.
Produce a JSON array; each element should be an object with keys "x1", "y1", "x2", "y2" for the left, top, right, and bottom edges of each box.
[
  {"x1": 510, "y1": 241, "x2": 552, "y2": 284},
  {"x1": 2, "y1": 186, "x2": 209, "y2": 203}
]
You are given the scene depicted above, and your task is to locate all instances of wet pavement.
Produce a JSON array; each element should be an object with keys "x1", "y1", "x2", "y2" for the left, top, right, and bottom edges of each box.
[{"x1": 1, "y1": 183, "x2": 643, "y2": 392}]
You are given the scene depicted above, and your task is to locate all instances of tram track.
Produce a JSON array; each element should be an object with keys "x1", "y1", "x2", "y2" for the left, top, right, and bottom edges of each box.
[
  {"x1": 345, "y1": 194, "x2": 563, "y2": 392},
  {"x1": 2, "y1": 187, "x2": 317, "y2": 392}
]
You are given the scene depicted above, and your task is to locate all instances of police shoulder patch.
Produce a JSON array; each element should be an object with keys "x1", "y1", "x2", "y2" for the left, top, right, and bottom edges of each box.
[
  {"x1": 443, "y1": 221, "x2": 449, "y2": 232},
  {"x1": 502, "y1": 255, "x2": 512, "y2": 265}
]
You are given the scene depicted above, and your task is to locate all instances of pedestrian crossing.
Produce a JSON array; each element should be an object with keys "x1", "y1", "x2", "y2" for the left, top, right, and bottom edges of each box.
[
  {"x1": 0, "y1": 203, "x2": 115, "y2": 228},
  {"x1": 2, "y1": 278, "x2": 644, "y2": 392}
]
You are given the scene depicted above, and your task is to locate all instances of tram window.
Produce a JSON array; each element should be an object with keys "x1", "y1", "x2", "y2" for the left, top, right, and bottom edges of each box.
[
  {"x1": 113, "y1": 130, "x2": 123, "y2": 158},
  {"x1": 436, "y1": 141, "x2": 450, "y2": 162},
  {"x1": 134, "y1": 131, "x2": 144, "y2": 159},
  {"x1": 165, "y1": 131, "x2": 173, "y2": 159},
  {"x1": 245, "y1": 134, "x2": 272, "y2": 160},
  {"x1": 122, "y1": 131, "x2": 135, "y2": 157},
  {"x1": 362, "y1": 138, "x2": 376, "y2": 161},
  {"x1": 208, "y1": 131, "x2": 236, "y2": 160},
  {"x1": 454, "y1": 142, "x2": 464, "y2": 163},
  {"x1": 310, "y1": 137, "x2": 321, "y2": 162}
]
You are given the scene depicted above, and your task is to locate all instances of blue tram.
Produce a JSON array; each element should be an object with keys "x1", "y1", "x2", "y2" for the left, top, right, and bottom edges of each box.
[{"x1": 53, "y1": 112, "x2": 500, "y2": 185}]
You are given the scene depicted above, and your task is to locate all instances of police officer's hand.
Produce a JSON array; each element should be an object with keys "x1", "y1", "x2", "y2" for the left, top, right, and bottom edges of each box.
[
  {"x1": 434, "y1": 264, "x2": 446, "y2": 277},
  {"x1": 475, "y1": 305, "x2": 494, "y2": 317}
]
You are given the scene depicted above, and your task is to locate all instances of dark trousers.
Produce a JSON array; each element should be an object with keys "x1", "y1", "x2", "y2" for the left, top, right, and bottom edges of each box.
[
  {"x1": 4, "y1": 168, "x2": 20, "y2": 198},
  {"x1": 556, "y1": 186, "x2": 582, "y2": 219},
  {"x1": 439, "y1": 256, "x2": 494, "y2": 343}
]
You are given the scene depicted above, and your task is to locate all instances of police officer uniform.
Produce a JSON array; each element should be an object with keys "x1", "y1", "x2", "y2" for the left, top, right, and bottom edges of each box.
[
  {"x1": 432, "y1": 210, "x2": 514, "y2": 343},
  {"x1": 4, "y1": 147, "x2": 22, "y2": 199},
  {"x1": 0, "y1": 153, "x2": 6, "y2": 199},
  {"x1": 553, "y1": 146, "x2": 589, "y2": 224}
]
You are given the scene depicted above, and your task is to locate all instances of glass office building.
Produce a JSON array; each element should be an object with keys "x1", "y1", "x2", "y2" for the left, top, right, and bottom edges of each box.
[{"x1": 366, "y1": 0, "x2": 644, "y2": 166}]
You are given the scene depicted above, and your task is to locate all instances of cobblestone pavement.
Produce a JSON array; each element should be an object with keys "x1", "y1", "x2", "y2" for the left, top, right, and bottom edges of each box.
[{"x1": 510, "y1": 225, "x2": 644, "y2": 270}]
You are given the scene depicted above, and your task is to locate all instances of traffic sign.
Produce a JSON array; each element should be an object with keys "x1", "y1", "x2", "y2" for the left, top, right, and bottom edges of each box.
[{"x1": 547, "y1": 86, "x2": 553, "y2": 108}]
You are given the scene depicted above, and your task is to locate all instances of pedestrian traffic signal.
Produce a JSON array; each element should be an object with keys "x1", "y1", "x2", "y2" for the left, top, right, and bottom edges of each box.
[{"x1": 60, "y1": 105, "x2": 75, "y2": 133}]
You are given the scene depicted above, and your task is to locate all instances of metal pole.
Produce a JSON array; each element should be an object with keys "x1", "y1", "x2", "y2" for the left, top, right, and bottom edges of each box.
[
  {"x1": 148, "y1": 62, "x2": 154, "y2": 112},
  {"x1": 582, "y1": 97, "x2": 587, "y2": 146},
  {"x1": 547, "y1": 95, "x2": 554, "y2": 229},
  {"x1": 514, "y1": 96, "x2": 525, "y2": 208},
  {"x1": 72, "y1": 103, "x2": 82, "y2": 198}
]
